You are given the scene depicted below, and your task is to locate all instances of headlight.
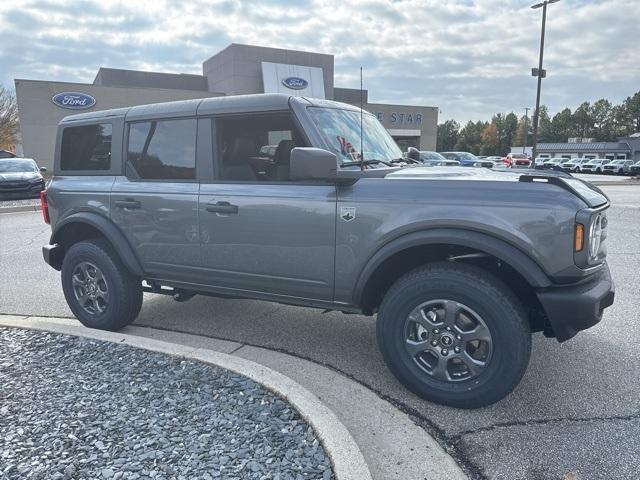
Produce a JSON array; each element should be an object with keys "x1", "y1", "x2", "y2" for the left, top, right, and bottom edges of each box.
[{"x1": 588, "y1": 214, "x2": 603, "y2": 260}]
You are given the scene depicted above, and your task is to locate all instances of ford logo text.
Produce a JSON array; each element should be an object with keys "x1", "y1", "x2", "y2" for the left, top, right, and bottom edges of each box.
[
  {"x1": 281, "y1": 77, "x2": 308, "y2": 90},
  {"x1": 51, "y1": 92, "x2": 97, "y2": 110}
]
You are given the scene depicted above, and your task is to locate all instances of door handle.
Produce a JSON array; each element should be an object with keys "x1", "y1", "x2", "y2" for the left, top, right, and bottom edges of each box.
[
  {"x1": 115, "y1": 199, "x2": 141, "y2": 209},
  {"x1": 206, "y1": 201, "x2": 238, "y2": 214}
]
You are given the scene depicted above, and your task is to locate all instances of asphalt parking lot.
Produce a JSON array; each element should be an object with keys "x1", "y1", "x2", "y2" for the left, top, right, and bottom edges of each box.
[{"x1": 1, "y1": 184, "x2": 639, "y2": 479}]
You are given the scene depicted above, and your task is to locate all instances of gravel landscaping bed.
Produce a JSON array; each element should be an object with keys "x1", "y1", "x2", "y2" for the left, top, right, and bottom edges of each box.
[
  {"x1": 0, "y1": 198, "x2": 40, "y2": 208},
  {"x1": 0, "y1": 328, "x2": 334, "y2": 480}
]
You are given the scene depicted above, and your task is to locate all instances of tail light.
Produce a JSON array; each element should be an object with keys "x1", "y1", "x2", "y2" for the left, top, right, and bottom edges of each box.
[{"x1": 40, "y1": 190, "x2": 50, "y2": 224}]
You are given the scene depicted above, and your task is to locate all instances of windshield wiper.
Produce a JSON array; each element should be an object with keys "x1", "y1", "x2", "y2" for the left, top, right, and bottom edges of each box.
[
  {"x1": 340, "y1": 159, "x2": 391, "y2": 168},
  {"x1": 388, "y1": 157, "x2": 420, "y2": 165}
]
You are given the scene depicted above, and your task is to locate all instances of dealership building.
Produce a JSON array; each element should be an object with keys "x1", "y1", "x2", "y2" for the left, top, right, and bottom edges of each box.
[{"x1": 15, "y1": 43, "x2": 438, "y2": 170}]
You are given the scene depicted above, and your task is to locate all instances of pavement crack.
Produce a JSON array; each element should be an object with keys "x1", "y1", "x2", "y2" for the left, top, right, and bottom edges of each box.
[
  {"x1": 451, "y1": 411, "x2": 640, "y2": 440},
  {"x1": 227, "y1": 344, "x2": 246, "y2": 355}
]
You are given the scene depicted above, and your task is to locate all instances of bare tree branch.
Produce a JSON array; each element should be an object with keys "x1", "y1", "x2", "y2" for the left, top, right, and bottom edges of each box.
[{"x1": 0, "y1": 85, "x2": 19, "y2": 150}]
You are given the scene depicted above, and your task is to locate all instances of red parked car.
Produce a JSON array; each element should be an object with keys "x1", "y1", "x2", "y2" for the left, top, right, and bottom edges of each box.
[{"x1": 502, "y1": 153, "x2": 532, "y2": 168}]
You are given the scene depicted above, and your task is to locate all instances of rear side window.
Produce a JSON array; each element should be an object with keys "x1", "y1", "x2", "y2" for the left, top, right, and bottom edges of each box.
[
  {"x1": 60, "y1": 123, "x2": 112, "y2": 171},
  {"x1": 126, "y1": 118, "x2": 196, "y2": 180}
]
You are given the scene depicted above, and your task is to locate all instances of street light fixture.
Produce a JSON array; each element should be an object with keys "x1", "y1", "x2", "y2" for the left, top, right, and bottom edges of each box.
[{"x1": 530, "y1": 0, "x2": 561, "y2": 161}]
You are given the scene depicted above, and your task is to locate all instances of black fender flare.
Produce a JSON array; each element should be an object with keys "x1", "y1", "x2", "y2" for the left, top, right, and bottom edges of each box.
[
  {"x1": 51, "y1": 212, "x2": 144, "y2": 276},
  {"x1": 353, "y1": 228, "x2": 552, "y2": 305}
]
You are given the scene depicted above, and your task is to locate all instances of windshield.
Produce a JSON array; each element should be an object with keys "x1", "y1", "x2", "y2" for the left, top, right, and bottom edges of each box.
[
  {"x1": 512, "y1": 154, "x2": 527, "y2": 159},
  {"x1": 0, "y1": 160, "x2": 38, "y2": 173},
  {"x1": 420, "y1": 151, "x2": 446, "y2": 161},
  {"x1": 456, "y1": 152, "x2": 478, "y2": 161},
  {"x1": 308, "y1": 107, "x2": 402, "y2": 163}
]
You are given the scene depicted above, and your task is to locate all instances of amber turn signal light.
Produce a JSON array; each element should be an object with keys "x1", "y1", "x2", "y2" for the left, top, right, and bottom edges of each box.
[{"x1": 574, "y1": 223, "x2": 584, "y2": 252}]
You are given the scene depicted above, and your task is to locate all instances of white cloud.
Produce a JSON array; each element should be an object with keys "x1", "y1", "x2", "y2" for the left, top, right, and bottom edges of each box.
[{"x1": 1, "y1": 0, "x2": 638, "y2": 122}]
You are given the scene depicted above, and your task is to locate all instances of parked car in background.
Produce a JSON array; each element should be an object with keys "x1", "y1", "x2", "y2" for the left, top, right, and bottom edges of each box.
[
  {"x1": 542, "y1": 157, "x2": 570, "y2": 170},
  {"x1": 0, "y1": 158, "x2": 47, "y2": 199},
  {"x1": 485, "y1": 156, "x2": 504, "y2": 167},
  {"x1": 581, "y1": 158, "x2": 611, "y2": 174},
  {"x1": 630, "y1": 160, "x2": 640, "y2": 176},
  {"x1": 417, "y1": 151, "x2": 460, "y2": 166},
  {"x1": 503, "y1": 153, "x2": 532, "y2": 168},
  {"x1": 259, "y1": 144, "x2": 279, "y2": 159},
  {"x1": 534, "y1": 157, "x2": 548, "y2": 169},
  {"x1": 441, "y1": 152, "x2": 494, "y2": 168},
  {"x1": 602, "y1": 159, "x2": 634, "y2": 175},
  {"x1": 561, "y1": 158, "x2": 591, "y2": 173}
]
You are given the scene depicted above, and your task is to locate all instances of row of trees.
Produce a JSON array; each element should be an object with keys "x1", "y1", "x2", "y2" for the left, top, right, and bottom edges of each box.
[
  {"x1": 436, "y1": 90, "x2": 640, "y2": 156},
  {"x1": 0, "y1": 85, "x2": 19, "y2": 151}
]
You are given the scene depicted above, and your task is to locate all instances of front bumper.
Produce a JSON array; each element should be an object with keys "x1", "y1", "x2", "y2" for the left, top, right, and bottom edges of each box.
[
  {"x1": 0, "y1": 181, "x2": 45, "y2": 199},
  {"x1": 536, "y1": 263, "x2": 614, "y2": 342},
  {"x1": 43, "y1": 243, "x2": 64, "y2": 270}
]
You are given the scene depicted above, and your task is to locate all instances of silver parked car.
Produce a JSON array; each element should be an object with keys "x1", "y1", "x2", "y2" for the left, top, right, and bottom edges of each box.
[
  {"x1": 602, "y1": 159, "x2": 634, "y2": 175},
  {"x1": 417, "y1": 151, "x2": 460, "y2": 166}
]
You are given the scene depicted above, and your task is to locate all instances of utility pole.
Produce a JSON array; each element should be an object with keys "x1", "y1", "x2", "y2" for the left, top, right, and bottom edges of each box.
[{"x1": 530, "y1": 0, "x2": 560, "y2": 161}]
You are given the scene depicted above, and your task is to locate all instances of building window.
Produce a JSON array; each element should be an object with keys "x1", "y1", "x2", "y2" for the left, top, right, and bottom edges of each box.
[
  {"x1": 60, "y1": 123, "x2": 112, "y2": 171},
  {"x1": 616, "y1": 154, "x2": 627, "y2": 160},
  {"x1": 126, "y1": 119, "x2": 196, "y2": 180}
]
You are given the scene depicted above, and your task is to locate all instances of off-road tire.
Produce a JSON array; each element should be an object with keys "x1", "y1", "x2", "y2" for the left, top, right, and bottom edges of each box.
[
  {"x1": 377, "y1": 261, "x2": 531, "y2": 409},
  {"x1": 62, "y1": 239, "x2": 143, "y2": 331}
]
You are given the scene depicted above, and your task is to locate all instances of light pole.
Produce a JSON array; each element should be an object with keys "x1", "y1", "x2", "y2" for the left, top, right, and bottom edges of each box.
[
  {"x1": 523, "y1": 107, "x2": 530, "y2": 155},
  {"x1": 530, "y1": 0, "x2": 560, "y2": 161}
]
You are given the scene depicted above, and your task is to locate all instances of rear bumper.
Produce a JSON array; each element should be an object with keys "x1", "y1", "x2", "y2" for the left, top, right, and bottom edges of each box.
[
  {"x1": 43, "y1": 243, "x2": 63, "y2": 270},
  {"x1": 536, "y1": 263, "x2": 614, "y2": 342}
]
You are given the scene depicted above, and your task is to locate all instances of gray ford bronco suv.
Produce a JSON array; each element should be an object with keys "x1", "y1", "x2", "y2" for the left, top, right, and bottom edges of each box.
[{"x1": 42, "y1": 94, "x2": 614, "y2": 408}]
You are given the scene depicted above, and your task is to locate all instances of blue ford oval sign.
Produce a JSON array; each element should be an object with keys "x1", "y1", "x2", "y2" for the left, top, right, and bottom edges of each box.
[
  {"x1": 281, "y1": 77, "x2": 308, "y2": 90},
  {"x1": 51, "y1": 92, "x2": 96, "y2": 110}
]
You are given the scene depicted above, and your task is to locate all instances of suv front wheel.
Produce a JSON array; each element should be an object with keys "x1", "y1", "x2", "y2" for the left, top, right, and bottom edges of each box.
[
  {"x1": 377, "y1": 262, "x2": 531, "y2": 408},
  {"x1": 61, "y1": 239, "x2": 143, "y2": 331}
]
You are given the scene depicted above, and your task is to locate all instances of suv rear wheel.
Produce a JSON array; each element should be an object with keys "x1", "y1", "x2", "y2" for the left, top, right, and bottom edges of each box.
[
  {"x1": 61, "y1": 239, "x2": 143, "y2": 331},
  {"x1": 377, "y1": 262, "x2": 531, "y2": 408}
]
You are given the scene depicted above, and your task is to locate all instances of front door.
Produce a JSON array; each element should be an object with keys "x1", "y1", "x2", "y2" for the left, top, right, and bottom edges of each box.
[
  {"x1": 197, "y1": 112, "x2": 337, "y2": 301},
  {"x1": 111, "y1": 118, "x2": 200, "y2": 281}
]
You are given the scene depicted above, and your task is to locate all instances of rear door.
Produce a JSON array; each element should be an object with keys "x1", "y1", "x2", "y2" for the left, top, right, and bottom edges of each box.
[
  {"x1": 111, "y1": 116, "x2": 200, "y2": 282},
  {"x1": 196, "y1": 111, "x2": 337, "y2": 301}
]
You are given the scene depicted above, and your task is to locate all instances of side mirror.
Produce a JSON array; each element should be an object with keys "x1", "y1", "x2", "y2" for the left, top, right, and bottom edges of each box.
[
  {"x1": 290, "y1": 147, "x2": 338, "y2": 182},
  {"x1": 39, "y1": 167, "x2": 47, "y2": 173},
  {"x1": 407, "y1": 147, "x2": 420, "y2": 162}
]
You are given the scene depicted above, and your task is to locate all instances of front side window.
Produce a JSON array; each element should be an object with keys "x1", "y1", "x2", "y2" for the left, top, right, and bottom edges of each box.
[
  {"x1": 127, "y1": 118, "x2": 196, "y2": 180},
  {"x1": 61, "y1": 123, "x2": 112, "y2": 171},
  {"x1": 215, "y1": 113, "x2": 306, "y2": 182},
  {"x1": 308, "y1": 107, "x2": 402, "y2": 164}
]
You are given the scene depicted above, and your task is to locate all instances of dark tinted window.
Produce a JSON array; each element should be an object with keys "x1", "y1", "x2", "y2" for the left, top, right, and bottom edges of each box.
[
  {"x1": 127, "y1": 119, "x2": 196, "y2": 180},
  {"x1": 61, "y1": 123, "x2": 112, "y2": 171}
]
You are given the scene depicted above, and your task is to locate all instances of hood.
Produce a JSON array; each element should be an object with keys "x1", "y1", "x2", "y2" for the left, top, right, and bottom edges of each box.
[
  {"x1": 0, "y1": 171, "x2": 41, "y2": 181},
  {"x1": 385, "y1": 166, "x2": 608, "y2": 207}
]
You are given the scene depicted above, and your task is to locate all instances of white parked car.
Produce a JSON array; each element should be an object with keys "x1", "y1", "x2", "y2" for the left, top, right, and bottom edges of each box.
[
  {"x1": 580, "y1": 159, "x2": 612, "y2": 174},
  {"x1": 541, "y1": 157, "x2": 569, "y2": 170},
  {"x1": 561, "y1": 158, "x2": 591, "y2": 173}
]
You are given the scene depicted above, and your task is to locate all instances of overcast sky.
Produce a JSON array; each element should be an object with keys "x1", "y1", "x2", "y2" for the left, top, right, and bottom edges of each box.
[{"x1": 1, "y1": 0, "x2": 638, "y2": 123}]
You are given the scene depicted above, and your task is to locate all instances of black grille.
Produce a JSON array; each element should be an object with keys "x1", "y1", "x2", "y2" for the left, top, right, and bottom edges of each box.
[{"x1": 0, "y1": 181, "x2": 30, "y2": 190}]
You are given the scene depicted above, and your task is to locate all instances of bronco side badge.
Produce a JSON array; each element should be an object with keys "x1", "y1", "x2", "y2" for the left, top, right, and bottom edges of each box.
[{"x1": 341, "y1": 207, "x2": 356, "y2": 222}]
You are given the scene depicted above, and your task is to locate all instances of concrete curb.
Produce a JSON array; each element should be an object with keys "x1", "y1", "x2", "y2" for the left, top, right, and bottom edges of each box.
[
  {"x1": 0, "y1": 204, "x2": 41, "y2": 214},
  {"x1": 0, "y1": 315, "x2": 373, "y2": 480},
  {"x1": 590, "y1": 180, "x2": 640, "y2": 186}
]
